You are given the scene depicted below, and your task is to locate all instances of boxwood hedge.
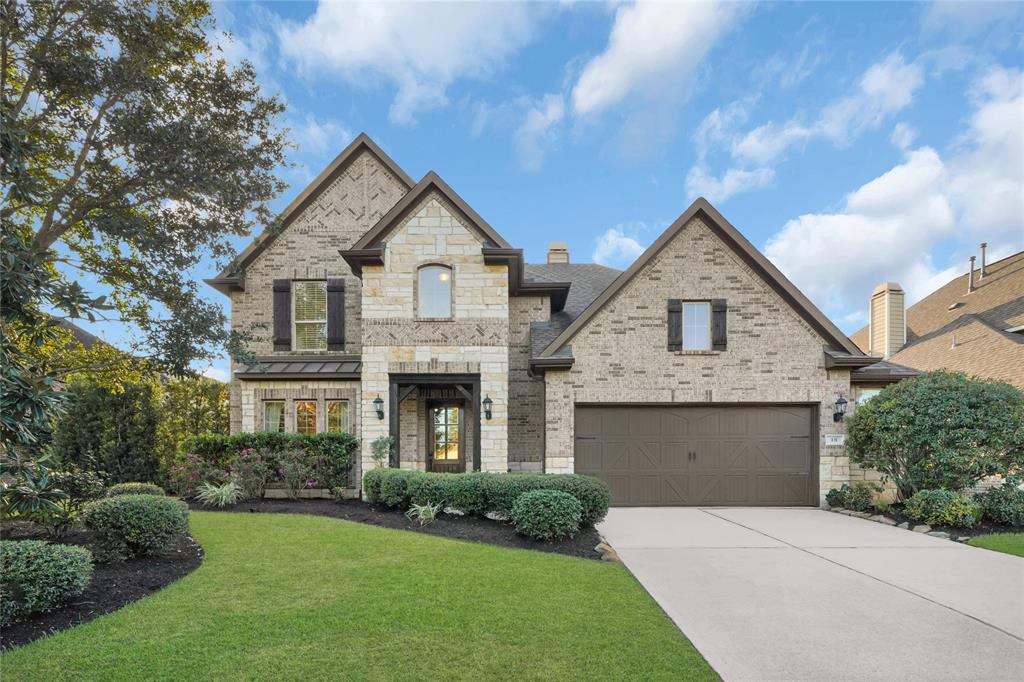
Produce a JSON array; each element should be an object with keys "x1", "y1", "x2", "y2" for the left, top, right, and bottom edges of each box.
[
  {"x1": 83, "y1": 494, "x2": 189, "y2": 561},
  {"x1": 1, "y1": 540, "x2": 93, "y2": 626},
  {"x1": 362, "y1": 470, "x2": 610, "y2": 526}
]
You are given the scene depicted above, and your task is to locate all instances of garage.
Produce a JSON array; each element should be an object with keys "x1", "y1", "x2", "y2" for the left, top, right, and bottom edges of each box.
[{"x1": 574, "y1": 405, "x2": 818, "y2": 506}]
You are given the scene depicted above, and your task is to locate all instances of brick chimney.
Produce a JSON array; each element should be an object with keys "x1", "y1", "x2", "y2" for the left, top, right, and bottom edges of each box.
[
  {"x1": 546, "y1": 241, "x2": 569, "y2": 264},
  {"x1": 868, "y1": 282, "x2": 905, "y2": 359}
]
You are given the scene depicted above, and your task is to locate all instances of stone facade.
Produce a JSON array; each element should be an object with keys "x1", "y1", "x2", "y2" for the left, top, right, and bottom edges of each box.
[
  {"x1": 542, "y1": 215, "x2": 853, "y2": 503},
  {"x1": 357, "y1": 193, "x2": 509, "y2": 477}
]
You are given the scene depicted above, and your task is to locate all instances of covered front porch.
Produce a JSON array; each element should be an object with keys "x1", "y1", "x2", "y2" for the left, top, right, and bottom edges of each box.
[{"x1": 388, "y1": 373, "x2": 483, "y2": 472}]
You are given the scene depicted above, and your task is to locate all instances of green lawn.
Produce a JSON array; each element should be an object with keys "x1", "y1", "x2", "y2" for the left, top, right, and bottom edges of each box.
[
  {"x1": 968, "y1": 532, "x2": 1024, "y2": 557},
  {"x1": 2, "y1": 512, "x2": 716, "y2": 681}
]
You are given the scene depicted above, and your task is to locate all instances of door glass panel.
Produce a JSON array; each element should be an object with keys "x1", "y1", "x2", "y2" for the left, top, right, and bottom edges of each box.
[{"x1": 432, "y1": 406, "x2": 460, "y2": 460}]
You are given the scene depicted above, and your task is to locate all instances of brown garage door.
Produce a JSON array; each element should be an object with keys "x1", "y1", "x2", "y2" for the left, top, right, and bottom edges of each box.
[{"x1": 574, "y1": 405, "x2": 817, "y2": 506}]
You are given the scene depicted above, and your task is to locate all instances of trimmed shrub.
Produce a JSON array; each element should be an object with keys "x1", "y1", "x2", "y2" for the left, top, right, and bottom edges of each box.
[
  {"x1": 847, "y1": 371, "x2": 1024, "y2": 500},
  {"x1": 825, "y1": 482, "x2": 877, "y2": 512},
  {"x1": 1, "y1": 540, "x2": 93, "y2": 626},
  {"x1": 975, "y1": 484, "x2": 1024, "y2": 526},
  {"x1": 363, "y1": 470, "x2": 611, "y2": 526},
  {"x1": 904, "y1": 489, "x2": 982, "y2": 528},
  {"x1": 83, "y1": 494, "x2": 189, "y2": 561},
  {"x1": 107, "y1": 482, "x2": 165, "y2": 497},
  {"x1": 511, "y1": 490, "x2": 582, "y2": 541}
]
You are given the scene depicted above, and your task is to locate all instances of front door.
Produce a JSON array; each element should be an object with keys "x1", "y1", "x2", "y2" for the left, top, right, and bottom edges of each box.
[{"x1": 428, "y1": 404, "x2": 464, "y2": 473}]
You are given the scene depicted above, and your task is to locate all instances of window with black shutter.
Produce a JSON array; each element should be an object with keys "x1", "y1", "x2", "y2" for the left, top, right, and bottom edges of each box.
[
  {"x1": 327, "y1": 278, "x2": 346, "y2": 351},
  {"x1": 272, "y1": 279, "x2": 292, "y2": 351}
]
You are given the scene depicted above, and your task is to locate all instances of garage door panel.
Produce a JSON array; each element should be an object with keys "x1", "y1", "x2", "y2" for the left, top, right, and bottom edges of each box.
[{"x1": 575, "y1": 405, "x2": 816, "y2": 506}]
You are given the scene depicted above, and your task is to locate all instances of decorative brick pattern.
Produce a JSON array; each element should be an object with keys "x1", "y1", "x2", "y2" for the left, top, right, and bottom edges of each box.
[
  {"x1": 508, "y1": 296, "x2": 549, "y2": 465},
  {"x1": 543, "y1": 215, "x2": 853, "y2": 503},
  {"x1": 362, "y1": 318, "x2": 507, "y2": 346},
  {"x1": 228, "y1": 150, "x2": 407, "y2": 432}
]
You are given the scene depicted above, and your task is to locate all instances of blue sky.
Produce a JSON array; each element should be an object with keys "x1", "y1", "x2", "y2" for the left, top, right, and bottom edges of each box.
[{"x1": 75, "y1": 1, "x2": 1024, "y2": 381}]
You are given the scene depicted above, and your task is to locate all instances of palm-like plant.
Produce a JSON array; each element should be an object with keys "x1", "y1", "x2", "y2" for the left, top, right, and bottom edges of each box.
[{"x1": 0, "y1": 453, "x2": 68, "y2": 518}]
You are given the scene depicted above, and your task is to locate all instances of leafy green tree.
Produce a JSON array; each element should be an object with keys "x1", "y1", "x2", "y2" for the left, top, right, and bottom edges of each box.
[
  {"x1": 847, "y1": 371, "x2": 1024, "y2": 500},
  {"x1": 49, "y1": 380, "x2": 160, "y2": 484},
  {"x1": 156, "y1": 376, "x2": 229, "y2": 465},
  {"x1": 1, "y1": 0, "x2": 286, "y2": 453}
]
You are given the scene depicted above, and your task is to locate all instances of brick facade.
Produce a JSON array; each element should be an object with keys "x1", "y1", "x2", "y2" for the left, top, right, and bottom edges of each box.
[{"x1": 542, "y1": 215, "x2": 853, "y2": 503}]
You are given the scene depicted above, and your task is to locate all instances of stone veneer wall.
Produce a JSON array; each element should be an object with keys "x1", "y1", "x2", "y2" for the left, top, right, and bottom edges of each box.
[
  {"x1": 359, "y1": 193, "x2": 510, "y2": 476},
  {"x1": 543, "y1": 215, "x2": 854, "y2": 504},
  {"x1": 227, "y1": 150, "x2": 407, "y2": 432},
  {"x1": 508, "y1": 296, "x2": 549, "y2": 471}
]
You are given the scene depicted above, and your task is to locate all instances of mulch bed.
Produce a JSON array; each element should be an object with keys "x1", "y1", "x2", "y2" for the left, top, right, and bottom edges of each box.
[
  {"x1": 197, "y1": 498, "x2": 604, "y2": 561},
  {"x1": 0, "y1": 522, "x2": 203, "y2": 652},
  {"x1": 835, "y1": 504, "x2": 1024, "y2": 539}
]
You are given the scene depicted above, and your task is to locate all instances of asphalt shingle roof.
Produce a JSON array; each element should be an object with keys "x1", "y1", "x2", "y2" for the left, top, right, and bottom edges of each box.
[
  {"x1": 851, "y1": 250, "x2": 1024, "y2": 388},
  {"x1": 524, "y1": 263, "x2": 621, "y2": 359}
]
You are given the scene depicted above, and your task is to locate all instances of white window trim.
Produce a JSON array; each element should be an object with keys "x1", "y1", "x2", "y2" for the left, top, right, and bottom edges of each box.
[
  {"x1": 682, "y1": 301, "x2": 712, "y2": 351},
  {"x1": 292, "y1": 281, "x2": 327, "y2": 351}
]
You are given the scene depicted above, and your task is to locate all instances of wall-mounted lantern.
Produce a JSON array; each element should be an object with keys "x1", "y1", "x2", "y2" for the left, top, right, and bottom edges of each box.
[
  {"x1": 373, "y1": 395, "x2": 385, "y2": 420},
  {"x1": 833, "y1": 396, "x2": 848, "y2": 423},
  {"x1": 482, "y1": 395, "x2": 493, "y2": 420}
]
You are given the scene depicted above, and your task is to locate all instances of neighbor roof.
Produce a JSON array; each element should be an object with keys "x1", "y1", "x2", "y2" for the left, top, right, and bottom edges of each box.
[
  {"x1": 205, "y1": 133, "x2": 414, "y2": 294},
  {"x1": 850, "y1": 250, "x2": 1024, "y2": 388},
  {"x1": 537, "y1": 197, "x2": 864, "y2": 360}
]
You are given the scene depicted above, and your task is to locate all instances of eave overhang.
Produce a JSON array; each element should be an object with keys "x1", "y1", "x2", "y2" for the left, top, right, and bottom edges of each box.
[
  {"x1": 528, "y1": 355, "x2": 575, "y2": 375},
  {"x1": 823, "y1": 348, "x2": 882, "y2": 370},
  {"x1": 204, "y1": 277, "x2": 245, "y2": 295},
  {"x1": 483, "y1": 247, "x2": 569, "y2": 313}
]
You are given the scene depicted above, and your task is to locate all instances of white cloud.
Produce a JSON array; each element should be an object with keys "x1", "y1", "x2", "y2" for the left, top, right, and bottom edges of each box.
[
  {"x1": 571, "y1": 1, "x2": 741, "y2": 116},
  {"x1": 686, "y1": 165, "x2": 774, "y2": 203},
  {"x1": 513, "y1": 94, "x2": 565, "y2": 173},
  {"x1": 686, "y1": 53, "x2": 926, "y2": 204},
  {"x1": 277, "y1": 2, "x2": 541, "y2": 124},
  {"x1": 764, "y1": 67, "x2": 1024, "y2": 327},
  {"x1": 921, "y1": 1, "x2": 1024, "y2": 38},
  {"x1": 202, "y1": 365, "x2": 230, "y2": 383},
  {"x1": 288, "y1": 113, "x2": 351, "y2": 159},
  {"x1": 890, "y1": 122, "x2": 918, "y2": 151},
  {"x1": 592, "y1": 225, "x2": 648, "y2": 269}
]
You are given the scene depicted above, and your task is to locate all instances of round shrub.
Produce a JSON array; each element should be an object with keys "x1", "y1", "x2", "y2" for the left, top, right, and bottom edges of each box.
[
  {"x1": 107, "y1": 482, "x2": 165, "y2": 497},
  {"x1": 904, "y1": 489, "x2": 982, "y2": 528},
  {"x1": 825, "y1": 482, "x2": 877, "y2": 512},
  {"x1": 1, "y1": 540, "x2": 93, "y2": 626},
  {"x1": 478, "y1": 474, "x2": 611, "y2": 526},
  {"x1": 825, "y1": 486, "x2": 847, "y2": 508},
  {"x1": 362, "y1": 468, "x2": 417, "y2": 508},
  {"x1": 975, "y1": 484, "x2": 1024, "y2": 526},
  {"x1": 83, "y1": 494, "x2": 188, "y2": 561},
  {"x1": 511, "y1": 490, "x2": 583, "y2": 542}
]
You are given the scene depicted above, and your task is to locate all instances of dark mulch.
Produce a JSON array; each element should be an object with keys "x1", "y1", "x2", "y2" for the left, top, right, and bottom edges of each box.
[
  {"x1": 0, "y1": 523, "x2": 203, "y2": 652},
  {"x1": 196, "y1": 498, "x2": 604, "y2": 561}
]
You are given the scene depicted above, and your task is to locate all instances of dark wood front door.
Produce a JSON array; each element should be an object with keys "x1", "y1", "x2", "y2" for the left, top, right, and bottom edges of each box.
[
  {"x1": 574, "y1": 405, "x2": 817, "y2": 506},
  {"x1": 428, "y1": 403, "x2": 464, "y2": 473}
]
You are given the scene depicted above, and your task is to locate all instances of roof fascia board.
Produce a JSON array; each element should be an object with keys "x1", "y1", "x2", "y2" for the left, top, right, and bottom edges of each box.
[
  {"x1": 482, "y1": 247, "x2": 569, "y2": 312},
  {"x1": 539, "y1": 197, "x2": 863, "y2": 357}
]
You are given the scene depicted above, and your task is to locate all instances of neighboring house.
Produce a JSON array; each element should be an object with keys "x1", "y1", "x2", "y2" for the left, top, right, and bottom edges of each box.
[
  {"x1": 207, "y1": 133, "x2": 884, "y2": 507},
  {"x1": 850, "y1": 248, "x2": 1024, "y2": 396}
]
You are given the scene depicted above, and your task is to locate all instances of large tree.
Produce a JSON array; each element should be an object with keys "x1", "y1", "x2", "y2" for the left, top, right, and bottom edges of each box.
[{"x1": 1, "y1": 0, "x2": 286, "y2": 452}]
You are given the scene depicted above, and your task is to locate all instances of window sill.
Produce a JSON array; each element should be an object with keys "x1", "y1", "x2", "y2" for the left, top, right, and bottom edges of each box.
[
  {"x1": 414, "y1": 317, "x2": 455, "y2": 323},
  {"x1": 674, "y1": 349, "x2": 721, "y2": 356}
]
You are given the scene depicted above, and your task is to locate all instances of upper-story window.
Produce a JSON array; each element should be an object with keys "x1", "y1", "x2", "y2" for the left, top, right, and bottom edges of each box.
[
  {"x1": 682, "y1": 301, "x2": 710, "y2": 350},
  {"x1": 293, "y1": 281, "x2": 327, "y2": 350},
  {"x1": 418, "y1": 265, "x2": 452, "y2": 319}
]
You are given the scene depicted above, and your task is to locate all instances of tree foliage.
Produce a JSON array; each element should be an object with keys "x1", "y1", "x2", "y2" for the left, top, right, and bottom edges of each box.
[
  {"x1": 847, "y1": 371, "x2": 1024, "y2": 500},
  {"x1": 1, "y1": 0, "x2": 286, "y2": 454},
  {"x1": 155, "y1": 376, "x2": 228, "y2": 463}
]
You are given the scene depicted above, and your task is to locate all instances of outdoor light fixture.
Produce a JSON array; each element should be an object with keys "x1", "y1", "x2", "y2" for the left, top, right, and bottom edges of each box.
[
  {"x1": 482, "y1": 395, "x2": 493, "y2": 420},
  {"x1": 833, "y1": 396, "x2": 848, "y2": 423},
  {"x1": 373, "y1": 395, "x2": 384, "y2": 420}
]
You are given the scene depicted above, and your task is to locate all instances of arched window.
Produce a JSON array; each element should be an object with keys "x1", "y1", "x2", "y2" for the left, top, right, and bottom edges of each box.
[{"x1": 418, "y1": 265, "x2": 452, "y2": 318}]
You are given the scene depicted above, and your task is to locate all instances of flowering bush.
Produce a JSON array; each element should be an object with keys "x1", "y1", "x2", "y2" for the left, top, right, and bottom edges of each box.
[
  {"x1": 230, "y1": 449, "x2": 269, "y2": 500},
  {"x1": 168, "y1": 454, "x2": 228, "y2": 499}
]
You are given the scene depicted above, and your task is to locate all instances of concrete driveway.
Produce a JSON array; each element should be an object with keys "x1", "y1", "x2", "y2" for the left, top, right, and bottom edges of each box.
[{"x1": 598, "y1": 507, "x2": 1024, "y2": 681}]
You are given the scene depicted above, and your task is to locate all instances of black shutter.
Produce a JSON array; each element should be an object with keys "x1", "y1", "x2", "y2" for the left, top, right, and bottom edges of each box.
[
  {"x1": 327, "y1": 278, "x2": 346, "y2": 351},
  {"x1": 711, "y1": 299, "x2": 727, "y2": 351},
  {"x1": 667, "y1": 299, "x2": 682, "y2": 351},
  {"x1": 272, "y1": 279, "x2": 291, "y2": 351}
]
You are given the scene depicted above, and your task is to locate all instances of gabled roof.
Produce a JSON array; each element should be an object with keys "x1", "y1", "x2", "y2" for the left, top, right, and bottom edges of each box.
[
  {"x1": 350, "y1": 171, "x2": 512, "y2": 252},
  {"x1": 538, "y1": 197, "x2": 864, "y2": 359},
  {"x1": 205, "y1": 133, "x2": 414, "y2": 294}
]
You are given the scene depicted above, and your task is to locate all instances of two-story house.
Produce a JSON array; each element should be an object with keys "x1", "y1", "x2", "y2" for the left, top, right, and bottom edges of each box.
[{"x1": 207, "y1": 133, "x2": 886, "y2": 507}]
